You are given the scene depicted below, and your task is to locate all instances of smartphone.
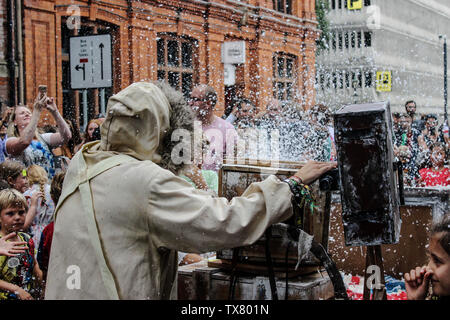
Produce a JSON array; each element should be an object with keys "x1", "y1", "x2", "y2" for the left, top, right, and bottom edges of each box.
[{"x1": 38, "y1": 85, "x2": 47, "y2": 99}]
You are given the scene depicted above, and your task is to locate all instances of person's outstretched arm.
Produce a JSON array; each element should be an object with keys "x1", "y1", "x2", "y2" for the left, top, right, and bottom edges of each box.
[
  {"x1": 0, "y1": 279, "x2": 34, "y2": 300},
  {"x1": 147, "y1": 161, "x2": 336, "y2": 254},
  {"x1": 45, "y1": 98, "x2": 72, "y2": 147},
  {"x1": 23, "y1": 191, "x2": 43, "y2": 230}
]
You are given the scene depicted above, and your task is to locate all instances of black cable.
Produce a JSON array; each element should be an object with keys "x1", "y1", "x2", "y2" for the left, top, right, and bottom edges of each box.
[
  {"x1": 228, "y1": 247, "x2": 240, "y2": 300},
  {"x1": 265, "y1": 227, "x2": 278, "y2": 300},
  {"x1": 309, "y1": 240, "x2": 349, "y2": 300},
  {"x1": 285, "y1": 241, "x2": 291, "y2": 300}
]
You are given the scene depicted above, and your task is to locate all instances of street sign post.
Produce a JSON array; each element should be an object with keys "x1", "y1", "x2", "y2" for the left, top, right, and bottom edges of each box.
[
  {"x1": 224, "y1": 63, "x2": 236, "y2": 86},
  {"x1": 70, "y1": 34, "x2": 112, "y2": 89}
]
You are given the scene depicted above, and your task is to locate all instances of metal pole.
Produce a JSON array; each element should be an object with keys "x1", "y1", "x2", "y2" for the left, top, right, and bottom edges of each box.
[
  {"x1": 6, "y1": 0, "x2": 16, "y2": 107},
  {"x1": 16, "y1": 0, "x2": 24, "y2": 105},
  {"x1": 444, "y1": 37, "x2": 448, "y2": 124},
  {"x1": 82, "y1": 90, "x2": 88, "y2": 130},
  {"x1": 100, "y1": 88, "x2": 106, "y2": 115},
  {"x1": 440, "y1": 35, "x2": 448, "y2": 125}
]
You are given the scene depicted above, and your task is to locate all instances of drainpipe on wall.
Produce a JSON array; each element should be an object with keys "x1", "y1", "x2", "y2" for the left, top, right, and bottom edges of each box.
[
  {"x1": 6, "y1": 0, "x2": 16, "y2": 107},
  {"x1": 16, "y1": 0, "x2": 24, "y2": 105}
]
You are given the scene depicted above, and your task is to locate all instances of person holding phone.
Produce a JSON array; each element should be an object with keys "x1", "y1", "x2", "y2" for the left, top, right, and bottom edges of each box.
[{"x1": 5, "y1": 86, "x2": 72, "y2": 179}]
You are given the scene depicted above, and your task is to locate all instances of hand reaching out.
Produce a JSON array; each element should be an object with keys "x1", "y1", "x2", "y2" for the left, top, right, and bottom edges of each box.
[
  {"x1": 45, "y1": 97, "x2": 58, "y2": 113},
  {"x1": 16, "y1": 288, "x2": 34, "y2": 300},
  {"x1": 1, "y1": 107, "x2": 13, "y2": 121},
  {"x1": 33, "y1": 94, "x2": 47, "y2": 112},
  {"x1": 294, "y1": 161, "x2": 337, "y2": 185},
  {"x1": 231, "y1": 105, "x2": 239, "y2": 116},
  {"x1": 0, "y1": 233, "x2": 28, "y2": 257},
  {"x1": 30, "y1": 191, "x2": 44, "y2": 207}
]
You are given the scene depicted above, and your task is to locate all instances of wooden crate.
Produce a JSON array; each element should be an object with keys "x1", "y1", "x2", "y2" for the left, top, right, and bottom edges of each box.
[
  {"x1": 177, "y1": 260, "x2": 335, "y2": 300},
  {"x1": 216, "y1": 159, "x2": 332, "y2": 265}
]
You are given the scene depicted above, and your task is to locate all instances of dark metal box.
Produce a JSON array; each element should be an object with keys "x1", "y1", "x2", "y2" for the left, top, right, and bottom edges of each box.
[{"x1": 334, "y1": 102, "x2": 401, "y2": 246}]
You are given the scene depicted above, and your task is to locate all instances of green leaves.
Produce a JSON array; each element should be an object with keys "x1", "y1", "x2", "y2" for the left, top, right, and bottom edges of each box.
[{"x1": 315, "y1": 0, "x2": 331, "y2": 54}]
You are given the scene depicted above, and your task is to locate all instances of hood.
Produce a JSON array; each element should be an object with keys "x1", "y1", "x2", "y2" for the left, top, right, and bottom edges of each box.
[{"x1": 99, "y1": 82, "x2": 172, "y2": 162}]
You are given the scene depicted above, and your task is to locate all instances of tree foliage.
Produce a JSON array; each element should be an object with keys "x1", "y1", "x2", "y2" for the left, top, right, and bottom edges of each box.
[{"x1": 315, "y1": 0, "x2": 331, "y2": 54}]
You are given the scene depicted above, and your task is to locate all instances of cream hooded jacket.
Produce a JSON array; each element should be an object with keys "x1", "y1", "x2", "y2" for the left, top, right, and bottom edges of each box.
[{"x1": 44, "y1": 82, "x2": 293, "y2": 300}]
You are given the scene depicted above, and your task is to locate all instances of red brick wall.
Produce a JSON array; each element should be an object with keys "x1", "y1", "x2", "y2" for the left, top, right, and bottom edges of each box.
[
  {"x1": 0, "y1": 0, "x2": 9, "y2": 107},
  {"x1": 19, "y1": 0, "x2": 318, "y2": 122}
]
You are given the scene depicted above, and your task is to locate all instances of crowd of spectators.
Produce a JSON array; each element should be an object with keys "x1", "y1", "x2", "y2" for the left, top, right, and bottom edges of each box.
[
  {"x1": 0, "y1": 91, "x2": 104, "y2": 299},
  {"x1": 393, "y1": 100, "x2": 449, "y2": 187},
  {"x1": 224, "y1": 96, "x2": 448, "y2": 187},
  {"x1": 0, "y1": 86, "x2": 448, "y2": 300}
]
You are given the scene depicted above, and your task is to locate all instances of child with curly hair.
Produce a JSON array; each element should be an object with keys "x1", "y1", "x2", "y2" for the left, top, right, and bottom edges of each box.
[{"x1": 22, "y1": 165, "x2": 54, "y2": 251}]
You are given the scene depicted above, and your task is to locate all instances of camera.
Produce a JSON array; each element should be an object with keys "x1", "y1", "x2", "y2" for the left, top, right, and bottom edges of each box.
[
  {"x1": 92, "y1": 126, "x2": 101, "y2": 141},
  {"x1": 319, "y1": 168, "x2": 340, "y2": 191}
]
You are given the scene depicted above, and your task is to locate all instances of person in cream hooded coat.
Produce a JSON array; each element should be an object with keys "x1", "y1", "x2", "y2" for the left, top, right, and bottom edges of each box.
[{"x1": 45, "y1": 81, "x2": 335, "y2": 300}]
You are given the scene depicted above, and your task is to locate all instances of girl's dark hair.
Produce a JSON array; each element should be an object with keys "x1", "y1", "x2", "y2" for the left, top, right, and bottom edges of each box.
[
  {"x1": 0, "y1": 179, "x2": 9, "y2": 191},
  {"x1": 65, "y1": 118, "x2": 82, "y2": 156},
  {"x1": 431, "y1": 214, "x2": 450, "y2": 255},
  {"x1": 405, "y1": 100, "x2": 416, "y2": 107},
  {"x1": 50, "y1": 171, "x2": 66, "y2": 205}
]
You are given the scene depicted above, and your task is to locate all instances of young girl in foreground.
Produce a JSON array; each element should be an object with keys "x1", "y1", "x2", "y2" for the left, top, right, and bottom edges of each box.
[{"x1": 404, "y1": 213, "x2": 450, "y2": 300}]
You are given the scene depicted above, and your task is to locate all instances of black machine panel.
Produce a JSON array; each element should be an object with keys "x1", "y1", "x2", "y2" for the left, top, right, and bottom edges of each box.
[{"x1": 334, "y1": 102, "x2": 401, "y2": 246}]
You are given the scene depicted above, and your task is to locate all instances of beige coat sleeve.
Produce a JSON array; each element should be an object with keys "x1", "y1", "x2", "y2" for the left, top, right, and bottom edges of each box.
[{"x1": 147, "y1": 169, "x2": 293, "y2": 253}]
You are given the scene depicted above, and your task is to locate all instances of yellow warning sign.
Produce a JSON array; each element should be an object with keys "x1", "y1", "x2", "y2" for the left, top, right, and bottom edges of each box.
[
  {"x1": 348, "y1": 0, "x2": 363, "y2": 10},
  {"x1": 376, "y1": 71, "x2": 392, "y2": 92}
]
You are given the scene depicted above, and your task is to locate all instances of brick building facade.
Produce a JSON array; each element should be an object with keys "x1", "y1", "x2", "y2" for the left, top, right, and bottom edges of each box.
[
  {"x1": 0, "y1": 0, "x2": 15, "y2": 108},
  {"x1": 1, "y1": 0, "x2": 319, "y2": 129}
]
